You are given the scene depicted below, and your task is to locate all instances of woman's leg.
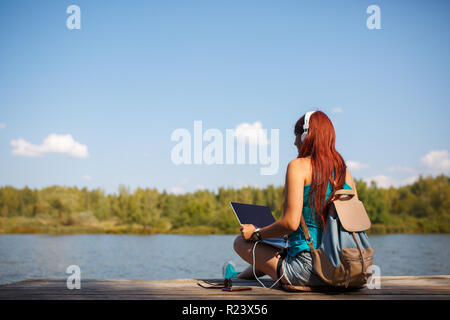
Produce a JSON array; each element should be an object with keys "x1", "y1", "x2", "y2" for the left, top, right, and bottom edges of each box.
[
  {"x1": 237, "y1": 265, "x2": 265, "y2": 280},
  {"x1": 233, "y1": 235, "x2": 289, "y2": 284}
]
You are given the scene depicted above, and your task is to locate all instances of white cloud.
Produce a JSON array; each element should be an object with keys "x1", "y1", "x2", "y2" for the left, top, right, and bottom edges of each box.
[
  {"x1": 332, "y1": 107, "x2": 343, "y2": 114},
  {"x1": 169, "y1": 178, "x2": 189, "y2": 195},
  {"x1": 234, "y1": 121, "x2": 269, "y2": 146},
  {"x1": 83, "y1": 174, "x2": 92, "y2": 181},
  {"x1": 364, "y1": 174, "x2": 419, "y2": 189},
  {"x1": 346, "y1": 160, "x2": 369, "y2": 171},
  {"x1": 169, "y1": 186, "x2": 185, "y2": 195},
  {"x1": 0, "y1": 122, "x2": 6, "y2": 129},
  {"x1": 11, "y1": 134, "x2": 89, "y2": 158},
  {"x1": 364, "y1": 175, "x2": 393, "y2": 188},
  {"x1": 401, "y1": 175, "x2": 420, "y2": 185},
  {"x1": 362, "y1": 150, "x2": 449, "y2": 189},
  {"x1": 387, "y1": 165, "x2": 417, "y2": 174},
  {"x1": 420, "y1": 150, "x2": 450, "y2": 173}
]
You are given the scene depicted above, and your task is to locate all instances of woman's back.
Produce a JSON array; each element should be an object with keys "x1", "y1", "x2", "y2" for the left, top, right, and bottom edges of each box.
[{"x1": 287, "y1": 158, "x2": 355, "y2": 257}]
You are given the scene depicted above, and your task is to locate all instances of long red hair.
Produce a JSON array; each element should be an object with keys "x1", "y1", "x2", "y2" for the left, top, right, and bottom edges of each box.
[{"x1": 294, "y1": 110, "x2": 347, "y2": 228}]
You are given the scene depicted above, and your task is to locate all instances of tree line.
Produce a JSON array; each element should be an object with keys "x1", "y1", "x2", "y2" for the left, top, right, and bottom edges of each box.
[{"x1": 0, "y1": 174, "x2": 448, "y2": 234}]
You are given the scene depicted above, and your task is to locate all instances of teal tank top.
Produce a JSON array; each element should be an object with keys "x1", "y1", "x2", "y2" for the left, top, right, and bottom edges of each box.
[{"x1": 287, "y1": 176, "x2": 352, "y2": 257}]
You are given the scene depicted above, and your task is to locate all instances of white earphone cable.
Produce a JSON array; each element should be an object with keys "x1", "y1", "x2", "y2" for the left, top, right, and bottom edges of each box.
[{"x1": 252, "y1": 240, "x2": 285, "y2": 289}]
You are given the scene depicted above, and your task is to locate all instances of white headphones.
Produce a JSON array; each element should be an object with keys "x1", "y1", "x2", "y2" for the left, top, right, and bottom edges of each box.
[{"x1": 301, "y1": 111, "x2": 316, "y2": 143}]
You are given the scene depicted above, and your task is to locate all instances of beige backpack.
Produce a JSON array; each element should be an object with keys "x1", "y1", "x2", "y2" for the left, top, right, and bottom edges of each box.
[{"x1": 287, "y1": 188, "x2": 374, "y2": 290}]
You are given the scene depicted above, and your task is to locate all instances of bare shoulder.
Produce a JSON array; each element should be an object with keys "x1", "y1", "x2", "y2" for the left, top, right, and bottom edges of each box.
[
  {"x1": 287, "y1": 158, "x2": 311, "y2": 181},
  {"x1": 288, "y1": 157, "x2": 310, "y2": 170}
]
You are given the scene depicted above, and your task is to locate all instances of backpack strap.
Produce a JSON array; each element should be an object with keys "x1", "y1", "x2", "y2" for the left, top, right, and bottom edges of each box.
[
  {"x1": 300, "y1": 170, "x2": 340, "y2": 252},
  {"x1": 300, "y1": 215, "x2": 315, "y2": 252},
  {"x1": 351, "y1": 232, "x2": 369, "y2": 281}
]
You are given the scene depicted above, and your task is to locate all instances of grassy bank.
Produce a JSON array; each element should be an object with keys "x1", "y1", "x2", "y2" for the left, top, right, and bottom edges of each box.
[
  {"x1": 0, "y1": 216, "x2": 226, "y2": 235},
  {"x1": 0, "y1": 215, "x2": 447, "y2": 235},
  {"x1": 1, "y1": 174, "x2": 449, "y2": 235}
]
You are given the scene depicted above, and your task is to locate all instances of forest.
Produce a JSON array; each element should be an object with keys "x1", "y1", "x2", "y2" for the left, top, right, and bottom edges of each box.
[{"x1": 0, "y1": 174, "x2": 448, "y2": 235}]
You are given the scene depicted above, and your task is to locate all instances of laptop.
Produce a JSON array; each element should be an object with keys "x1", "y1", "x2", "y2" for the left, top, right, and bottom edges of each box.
[{"x1": 230, "y1": 201, "x2": 288, "y2": 249}]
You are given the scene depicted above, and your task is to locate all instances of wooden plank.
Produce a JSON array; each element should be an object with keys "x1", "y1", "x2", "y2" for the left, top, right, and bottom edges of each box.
[{"x1": 0, "y1": 276, "x2": 449, "y2": 300}]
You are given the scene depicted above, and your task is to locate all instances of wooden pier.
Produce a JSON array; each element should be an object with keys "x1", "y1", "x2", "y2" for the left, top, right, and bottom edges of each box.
[{"x1": 0, "y1": 275, "x2": 449, "y2": 300}]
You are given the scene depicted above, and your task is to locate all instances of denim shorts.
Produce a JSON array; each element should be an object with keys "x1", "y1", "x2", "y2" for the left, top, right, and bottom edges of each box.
[{"x1": 281, "y1": 251, "x2": 325, "y2": 286}]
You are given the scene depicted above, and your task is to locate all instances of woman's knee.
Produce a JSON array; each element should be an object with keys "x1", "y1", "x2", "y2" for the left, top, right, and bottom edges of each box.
[
  {"x1": 234, "y1": 235, "x2": 254, "y2": 264},
  {"x1": 233, "y1": 235, "x2": 244, "y2": 253},
  {"x1": 233, "y1": 235, "x2": 251, "y2": 255}
]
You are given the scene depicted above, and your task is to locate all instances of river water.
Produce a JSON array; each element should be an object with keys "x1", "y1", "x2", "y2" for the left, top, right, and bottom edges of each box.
[{"x1": 0, "y1": 234, "x2": 449, "y2": 284}]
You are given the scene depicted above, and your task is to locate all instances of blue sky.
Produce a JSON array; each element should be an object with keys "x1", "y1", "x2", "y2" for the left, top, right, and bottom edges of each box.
[{"x1": 1, "y1": 0, "x2": 449, "y2": 194}]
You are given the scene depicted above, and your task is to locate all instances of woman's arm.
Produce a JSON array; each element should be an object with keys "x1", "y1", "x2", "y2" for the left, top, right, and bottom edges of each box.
[{"x1": 241, "y1": 158, "x2": 306, "y2": 240}]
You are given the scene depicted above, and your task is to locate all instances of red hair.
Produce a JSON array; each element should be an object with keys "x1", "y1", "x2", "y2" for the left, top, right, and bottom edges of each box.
[{"x1": 294, "y1": 110, "x2": 347, "y2": 228}]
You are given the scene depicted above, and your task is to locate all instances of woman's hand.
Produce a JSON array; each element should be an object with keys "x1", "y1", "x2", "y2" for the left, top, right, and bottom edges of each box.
[{"x1": 240, "y1": 224, "x2": 257, "y2": 241}]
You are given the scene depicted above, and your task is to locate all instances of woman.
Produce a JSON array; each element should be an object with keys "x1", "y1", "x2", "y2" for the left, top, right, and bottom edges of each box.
[{"x1": 233, "y1": 110, "x2": 359, "y2": 288}]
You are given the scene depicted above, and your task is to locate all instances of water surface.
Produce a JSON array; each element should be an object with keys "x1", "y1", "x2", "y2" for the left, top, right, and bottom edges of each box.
[{"x1": 0, "y1": 234, "x2": 449, "y2": 284}]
